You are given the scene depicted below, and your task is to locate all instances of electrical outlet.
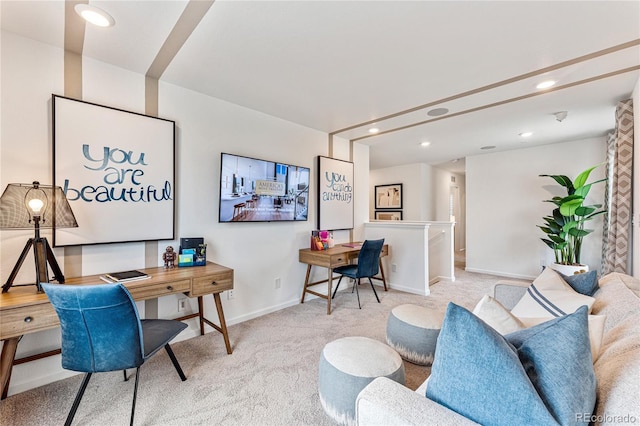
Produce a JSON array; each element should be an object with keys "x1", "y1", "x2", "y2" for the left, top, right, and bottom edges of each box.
[
  {"x1": 227, "y1": 289, "x2": 235, "y2": 300},
  {"x1": 391, "y1": 263, "x2": 397, "y2": 273},
  {"x1": 275, "y1": 277, "x2": 281, "y2": 289},
  {"x1": 178, "y1": 298, "x2": 187, "y2": 312}
]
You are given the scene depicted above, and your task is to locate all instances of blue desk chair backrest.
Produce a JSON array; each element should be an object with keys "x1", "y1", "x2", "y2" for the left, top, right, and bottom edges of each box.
[
  {"x1": 42, "y1": 283, "x2": 187, "y2": 426},
  {"x1": 44, "y1": 283, "x2": 144, "y2": 373},
  {"x1": 354, "y1": 239, "x2": 384, "y2": 278},
  {"x1": 331, "y1": 239, "x2": 385, "y2": 308}
]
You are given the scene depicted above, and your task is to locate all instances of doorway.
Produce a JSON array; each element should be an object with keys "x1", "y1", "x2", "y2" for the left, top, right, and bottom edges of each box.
[{"x1": 449, "y1": 183, "x2": 466, "y2": 268}]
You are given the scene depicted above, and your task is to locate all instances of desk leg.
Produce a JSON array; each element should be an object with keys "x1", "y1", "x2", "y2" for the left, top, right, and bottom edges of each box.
[
  {"x1": 379, "y1": 259, "x2": 388, "y2": 291},
  {"x1": 213, "y1": 293, "x2": 232, "y2": 355},
  {"x1": 197, "y1": 296, "x2": 205, "y2": 336},
  {"x1": 327, "y1": 267, "x2": 333, "y2": 315},
  {"x1": 300, "y1": 264, "x2": 312, "y2": 304},
  {"x1": 1, "y1": 337, "x2": 20, "y2": 399}
]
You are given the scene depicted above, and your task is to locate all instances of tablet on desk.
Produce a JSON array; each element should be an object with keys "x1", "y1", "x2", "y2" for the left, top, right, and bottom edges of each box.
[{"x1": 101, "y1": 270, "x2": 150, "y2": 283}]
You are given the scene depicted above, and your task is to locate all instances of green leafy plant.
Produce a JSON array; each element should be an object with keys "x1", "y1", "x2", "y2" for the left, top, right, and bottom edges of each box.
[{"x1": 538, "y1": 164, "x2": 606, "y2": 266}]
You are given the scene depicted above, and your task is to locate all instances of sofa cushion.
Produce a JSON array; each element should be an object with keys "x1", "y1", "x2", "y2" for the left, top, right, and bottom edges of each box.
[
  {"x1": 472, "y1": 295, "x2": 524, "y2": 334},
  {"x1": 558, "y1": 269, "x2": 599, "y2": 296},
  {"x1": 511, "y1": 267, "x2": 594, "y2": 318},
  {"x1": 426, "y1": 303, "x2": 595, "y2": 426}
]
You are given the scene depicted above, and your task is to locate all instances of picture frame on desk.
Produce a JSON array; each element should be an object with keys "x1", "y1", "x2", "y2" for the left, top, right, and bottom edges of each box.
[
  {"x1": 375, "y1": 183, "x2": 403, "y2": 209},
  {"x1": 375, "y1": 210, "x2": 403, "y2": 220}
]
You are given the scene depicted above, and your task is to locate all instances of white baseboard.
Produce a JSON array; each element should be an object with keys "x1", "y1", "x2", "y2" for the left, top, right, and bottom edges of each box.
[
  {"x1": 464, "y1": 267, "x2": 536, "y2": 281},
  {"x1": 387, "y1": 283, "x2": 429, "y2": 296}
]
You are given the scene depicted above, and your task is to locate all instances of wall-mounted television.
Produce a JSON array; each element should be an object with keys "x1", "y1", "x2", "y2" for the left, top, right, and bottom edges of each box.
[{"x1": 219, "y1": 153, "x2": 310, "y2": 223}]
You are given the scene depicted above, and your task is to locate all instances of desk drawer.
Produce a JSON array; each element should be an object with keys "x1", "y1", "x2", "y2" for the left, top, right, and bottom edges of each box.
[
  {"x1": 191, "y1": 272, "x2": 233, "y2": 297},
  {"x1": 126, "y1": 279, "x2": 191, "y2": 301},
  {"x1": 1, "y1": 304, "x2": 59, "y2": 340}
]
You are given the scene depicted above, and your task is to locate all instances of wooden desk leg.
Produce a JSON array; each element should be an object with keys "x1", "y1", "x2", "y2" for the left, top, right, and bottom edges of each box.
[
  {"x1": 300, "y1": 264, "x2": 312, "y2": 304},
  {"x1": 1, "y1": 337, "x2": 20, "y2": 399},
  {"x1": 327, "y1": 267, "x2": 333, "y2": 315},
  {"x1": 213, "y1": 293, "x2": 233, "y2": 354},
  {"x1": 379, "y1": 259, "x2": 388, "y2": 291},
  {"x1": 197, "y1": 296, "x2": 205, "y2": 336}
]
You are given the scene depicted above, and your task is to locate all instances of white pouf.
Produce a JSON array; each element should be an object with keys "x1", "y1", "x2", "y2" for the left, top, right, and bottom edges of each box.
[
  {"x1": 386, "y1": 304, "x2": 442, "y2": 365},
  {"x1": 318, "y1": 336, "x2": 405, "y2": 426}
]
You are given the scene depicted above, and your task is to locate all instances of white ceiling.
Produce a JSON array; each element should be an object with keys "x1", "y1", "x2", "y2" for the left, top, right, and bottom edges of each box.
[{"x1": 2, "y1": 1, "x2": 639, "y2": 173}]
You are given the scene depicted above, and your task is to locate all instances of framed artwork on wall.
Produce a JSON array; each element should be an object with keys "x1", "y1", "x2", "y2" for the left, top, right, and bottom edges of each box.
[
  {"x1": 52, "y1": 95, "x2": 175, "y2": 246},
  {"x1": 317, "y1": 156, "x2": 354, "y2": 230},
  {"x1": 375, "y1": 210, "x2": 403, "y2": 221},
  {"x1": 375, "y1": 183, "x2": 403, "y2": 209}
]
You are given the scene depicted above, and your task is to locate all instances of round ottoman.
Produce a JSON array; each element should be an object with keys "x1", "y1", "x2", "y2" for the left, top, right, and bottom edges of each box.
[
  {"x1": 318, "y1": 336, "x2": 405, "y2": 426},
  {"x1": 386, "y1": 304, "x2": 442, "y2": 365}
]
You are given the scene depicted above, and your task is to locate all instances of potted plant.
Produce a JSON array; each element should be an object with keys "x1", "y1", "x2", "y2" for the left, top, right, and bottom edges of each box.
[{"x1": 538, "y1": 164, "x2": 606, "y2": 275}]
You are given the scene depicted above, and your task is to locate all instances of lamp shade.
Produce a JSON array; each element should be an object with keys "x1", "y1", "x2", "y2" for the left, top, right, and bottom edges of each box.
[{"x1": 0, "y1": 182, "x2": 78, "y2": 229}]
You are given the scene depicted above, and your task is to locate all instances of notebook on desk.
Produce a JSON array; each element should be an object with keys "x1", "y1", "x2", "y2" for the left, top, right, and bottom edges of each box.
[
  {"x1": 342, "y1": 243, "x2": 363, "y2": 248},
  {"x1": 100, "y1": 270, "x2": 150, "y2": 283}
]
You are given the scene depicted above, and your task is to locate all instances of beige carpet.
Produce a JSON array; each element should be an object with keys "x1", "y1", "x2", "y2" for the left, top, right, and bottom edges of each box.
[{"x1": 1, "y1": 269, "x2": 519, "y2": 425}]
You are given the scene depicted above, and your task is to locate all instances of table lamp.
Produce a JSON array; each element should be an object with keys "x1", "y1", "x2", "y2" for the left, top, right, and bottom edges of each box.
[{"x1": 0, "y1": 181, "x2": 78, "y2": 292}]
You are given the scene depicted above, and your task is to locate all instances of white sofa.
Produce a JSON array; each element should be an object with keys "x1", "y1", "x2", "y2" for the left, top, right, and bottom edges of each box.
[{"x1": 355, "y1": 272, "x2": 640, "y2": 425}]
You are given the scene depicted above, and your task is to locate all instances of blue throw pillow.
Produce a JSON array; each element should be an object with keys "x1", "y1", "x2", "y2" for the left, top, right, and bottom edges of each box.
[
  {"x1": 505, "y1": 307, "x2": 596, "y2": 424},
  {"x1": 558, "y1": 270, "x2": 599, "y2": 296},
  {"x1": 426, "y1": 303, "x2": 595, "y2": 426}
]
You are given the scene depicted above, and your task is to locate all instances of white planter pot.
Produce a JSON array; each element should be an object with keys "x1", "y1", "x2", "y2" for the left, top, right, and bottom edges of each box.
[{"x1": 548, "y1": 263, "x2": 589, "y2": 276}]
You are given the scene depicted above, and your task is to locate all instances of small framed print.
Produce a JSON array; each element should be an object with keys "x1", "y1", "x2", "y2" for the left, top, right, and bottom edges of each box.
[
  {"x1": 375, "y1": 183, "x2": 402, "y2": 209},
  {"x1": 375, "y1": 210, "x2": 403, "y2": 221}
]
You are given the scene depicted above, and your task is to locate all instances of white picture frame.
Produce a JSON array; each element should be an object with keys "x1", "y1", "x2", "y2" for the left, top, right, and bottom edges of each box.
[
  {"x1": 317, "y1": 156, "x2": 354, "y2": 230},
  {"x1": 53, "y1": 95, "x2": 175, "y2": 246}
]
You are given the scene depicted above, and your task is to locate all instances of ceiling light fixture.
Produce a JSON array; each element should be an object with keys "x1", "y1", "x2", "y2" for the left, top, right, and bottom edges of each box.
[
  {"x1": 75, "y1": 4, "x2": 115, "y2": 27},
  {"x1": 519, "y1": 132, "x2": 533, "y2": 138},
  {"x1": 368, "y1": 127, "x2": 380, "y2": 134},
  {"x1": 427, "y1": 108, "x2": 449, "y2": 117},
  {"x1": 536, "y1": 80, "x2": 556, "y2": 90},
  {"x1": 420, "y1": 141, "x2": 431, "y2": 147}
]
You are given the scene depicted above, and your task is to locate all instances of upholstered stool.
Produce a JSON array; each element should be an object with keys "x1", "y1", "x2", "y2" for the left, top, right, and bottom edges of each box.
[
  {"x1": 318, "y1": 336, "x2": 405, "y2": 426},
  {"x1": 386, "y1": 304, "x2": 442, "y2": 365}
]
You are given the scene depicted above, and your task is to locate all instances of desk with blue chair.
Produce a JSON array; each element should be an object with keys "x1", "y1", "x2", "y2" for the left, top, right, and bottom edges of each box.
[
  {"x1": 0, "y1": 261, "x2": 234, "y2": 403},
  {"x1": 299, "y1": 241, "x2": 389, "y2": 314}
]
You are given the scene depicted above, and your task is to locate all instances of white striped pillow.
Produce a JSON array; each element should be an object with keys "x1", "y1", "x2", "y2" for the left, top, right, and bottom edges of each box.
[{"x1": 511, "y1": 267, "x2": 595, "y2": 318}]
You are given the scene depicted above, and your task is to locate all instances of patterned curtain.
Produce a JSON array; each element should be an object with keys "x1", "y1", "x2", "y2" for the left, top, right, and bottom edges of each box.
[{"x1": 601, "y1": 99, "x2": 634, "y2": 274}]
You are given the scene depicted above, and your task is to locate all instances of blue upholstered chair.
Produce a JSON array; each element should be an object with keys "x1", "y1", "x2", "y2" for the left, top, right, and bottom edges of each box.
[
  {"x1": 42, "y1": 283, "x2": 188, "y2": 426},
  {"x1": 331, "y1": 239, "x2": 384, "y2": 309}
]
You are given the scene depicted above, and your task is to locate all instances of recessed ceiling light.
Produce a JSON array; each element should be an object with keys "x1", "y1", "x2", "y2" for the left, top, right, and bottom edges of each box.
[
  {"x1": 519, "y1": 132, "x2": 533, "y2": 138},
  {"x1": 536, "y1": 80, "x2": 556, "y2": 90},
  {"x1": 420, "y1": 141, "x2": 431, "y2": 147},
  {"x1": 480, "y1": 145, "x2": 496, "y2": 150},
  {"x1": 75, "y1": 4, "x2": 115, "y2": 27},
  {"x1": 427, "y1": 108, "x2": 449, "y2": 117},
  {"x1": 368, "y1": 127, "x2": 380, "y2": 134}
]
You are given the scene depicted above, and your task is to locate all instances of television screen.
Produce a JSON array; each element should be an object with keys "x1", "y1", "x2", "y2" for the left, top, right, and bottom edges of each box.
[{"x1": 219, "y1": 153, "x2": 310, "y2": 222}]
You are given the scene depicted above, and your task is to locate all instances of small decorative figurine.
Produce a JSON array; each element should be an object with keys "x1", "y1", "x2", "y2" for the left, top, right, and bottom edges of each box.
[{"x1": 163, "y1": 246, "x2": 176, "y2": 269}]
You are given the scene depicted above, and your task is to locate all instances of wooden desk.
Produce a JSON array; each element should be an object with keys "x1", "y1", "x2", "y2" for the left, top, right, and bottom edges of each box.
[
  {"x1": 0, "y1": 261, "x2": 233, "y2": 399},
  {"x1": 299, "y1": 244, "x2": 388, "y2": 314}
]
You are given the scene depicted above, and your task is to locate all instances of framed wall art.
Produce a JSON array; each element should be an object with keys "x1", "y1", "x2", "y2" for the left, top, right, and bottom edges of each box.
[
  {"x1": 317, "y1": 156, "x2": 354, "y2": 230},
  {"x1": 52, "y1": 95, "x2": 175, "y2": 246},
  {"x1": 375, "y1": 210, "x2": 403, "y2": 221},
  {"x1": 375, "y1": 183, "x2": 403, "y2": 209}
]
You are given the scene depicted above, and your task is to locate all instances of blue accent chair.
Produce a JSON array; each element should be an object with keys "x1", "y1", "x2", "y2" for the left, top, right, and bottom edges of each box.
[
  {"x1": 42, "y1": 283, "x2": 188, "y2": 426},
  {"x1": 331, "y1": 239, "x2": 384, "y2": 309}
]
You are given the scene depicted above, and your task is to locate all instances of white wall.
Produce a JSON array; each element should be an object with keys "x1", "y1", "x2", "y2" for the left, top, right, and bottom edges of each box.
[
  {"x1": 466, "y1": 138, "x2": 607, "y2": 279},
  {"x1": 369, "y1": 163, "x2": 432, "y2": 221},
  {"x1": 0, "y1": 32, "x2": 369, "y2": 395}
]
